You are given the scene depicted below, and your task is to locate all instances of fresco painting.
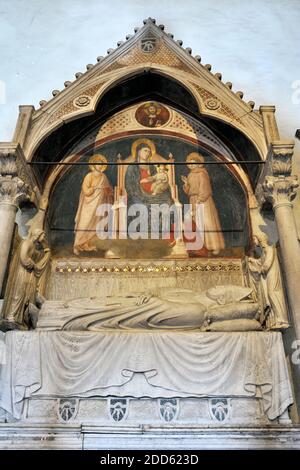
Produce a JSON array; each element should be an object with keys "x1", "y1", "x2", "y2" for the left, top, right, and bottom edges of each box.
[{"x1": 49, "y1": 135, "x2": 249, "y2": 259}]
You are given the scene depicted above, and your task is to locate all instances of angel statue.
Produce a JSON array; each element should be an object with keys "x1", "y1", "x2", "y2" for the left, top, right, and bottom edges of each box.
[
  {"x1": 0, "y1": 229, "x2": 51, "y2": 331},
  {"x1": 248, "y1": 233, "x2": 289, "y2": 329}
]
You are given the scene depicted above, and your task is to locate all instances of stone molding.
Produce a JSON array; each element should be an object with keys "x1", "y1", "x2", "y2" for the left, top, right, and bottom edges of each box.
[{"x1": 0, "y1": 424, "x2": 300, "y2": 450}]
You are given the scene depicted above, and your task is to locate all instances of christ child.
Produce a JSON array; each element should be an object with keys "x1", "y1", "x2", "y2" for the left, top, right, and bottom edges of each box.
[{"x1": 140, "y1": 164, "x2": 170, "y2": 195}]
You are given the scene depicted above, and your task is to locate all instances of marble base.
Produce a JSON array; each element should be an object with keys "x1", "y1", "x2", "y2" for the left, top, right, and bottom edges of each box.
[
  {"x1": 0, "y1": 330, "x2": 293, "y2": 422},
  {"x1": 0, "y1": 328, "x2": 296, "y2": 449},
  {"x1": 0, "y1": 423, "x2": 299, "y2": 449},
  {"x1": 3, "y1": 396, "x2": 271, "y2": 426}
]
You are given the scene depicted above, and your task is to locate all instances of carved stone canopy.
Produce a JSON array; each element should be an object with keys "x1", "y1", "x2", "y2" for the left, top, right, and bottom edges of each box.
[{"x1": 15, "y1": 18, "x2": 266, "y2": 182}]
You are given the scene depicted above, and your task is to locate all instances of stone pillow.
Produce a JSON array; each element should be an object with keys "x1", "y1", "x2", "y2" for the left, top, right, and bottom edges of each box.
[{"x1": 207, "y1": 319, "x2": 262, "y2": 332}]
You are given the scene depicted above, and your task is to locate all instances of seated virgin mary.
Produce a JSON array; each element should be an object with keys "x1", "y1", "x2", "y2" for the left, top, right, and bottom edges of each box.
[{"x1": 124, "y1": 139, "x2": 174, "y2": 236}]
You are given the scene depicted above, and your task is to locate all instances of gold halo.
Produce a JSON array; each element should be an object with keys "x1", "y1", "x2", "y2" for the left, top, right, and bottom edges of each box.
[
  {"x1": 144, "y1": 101, "x2": 160, "y2": 109},
  {"x1": 143, "y1": 101, "x2": 162, "y2": 114},
  {"x1": 89, "y1": 154, "x2": 108, "y2": 172},
  {"x1": 131, "y1": 138, "x2": 156, "y2": 161},
  {"x1": 186, "y1": 152, "x2": 205, "y2": 164}
]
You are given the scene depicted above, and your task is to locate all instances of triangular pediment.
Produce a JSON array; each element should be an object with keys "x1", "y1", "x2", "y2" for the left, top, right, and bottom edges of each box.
[
  {"x1": 25, "y1": 18, "x2": 266, "y2": 162},
  {"x1": 35, "y1": 18, "x2": 255, "y2": 114}
]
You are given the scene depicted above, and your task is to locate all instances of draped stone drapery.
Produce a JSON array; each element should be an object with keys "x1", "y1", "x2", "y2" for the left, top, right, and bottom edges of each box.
[{"x1": 0, "y1": 330, "x2": 292, "y2": 420}]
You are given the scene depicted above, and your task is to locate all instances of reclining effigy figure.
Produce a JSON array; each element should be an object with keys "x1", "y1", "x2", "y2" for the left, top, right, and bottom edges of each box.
[{"x1": 37, "y1": 284, "x2": 261, "y2": 332}]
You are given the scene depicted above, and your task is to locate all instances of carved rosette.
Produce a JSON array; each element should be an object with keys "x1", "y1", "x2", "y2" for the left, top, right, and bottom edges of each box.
[
  {"x1": 204, "y1": 97, "x2": 221, "y2": 110},
  {"x1": 73, "y1": 95, "x2": 91, "y2": 108},
  {"x1": 262, "y1": 175, "x2": 299, "y2": 208}
]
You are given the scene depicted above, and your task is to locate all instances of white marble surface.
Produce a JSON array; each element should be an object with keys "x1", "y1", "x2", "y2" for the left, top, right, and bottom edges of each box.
[
  {"x1": 0, "y1": 330, "x2": 293, "y2": 421},
  {"x1": 0, "y1": 424, "x2": 300, "y2": 450}
]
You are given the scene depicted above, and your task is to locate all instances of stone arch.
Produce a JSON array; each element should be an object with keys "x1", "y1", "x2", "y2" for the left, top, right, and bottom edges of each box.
[{"x1": 30, "y1": 69, "x2": 264, "y2": 190}]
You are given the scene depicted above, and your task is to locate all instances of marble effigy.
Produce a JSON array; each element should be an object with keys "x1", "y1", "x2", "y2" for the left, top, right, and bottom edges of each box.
[{"x1": 37, "y1": 285, "x2": 261, "y2": 331}]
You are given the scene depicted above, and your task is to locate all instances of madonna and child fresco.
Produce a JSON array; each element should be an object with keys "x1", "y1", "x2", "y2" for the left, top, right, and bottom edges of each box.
[{"x1": 49, "y1": 136, "x2": 249, "y2": 259}]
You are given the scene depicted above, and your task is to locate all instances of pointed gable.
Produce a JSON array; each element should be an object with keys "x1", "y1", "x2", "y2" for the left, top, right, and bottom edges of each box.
[{"x1": 20, "y1": 18, "x2": 266, "y2": 161}]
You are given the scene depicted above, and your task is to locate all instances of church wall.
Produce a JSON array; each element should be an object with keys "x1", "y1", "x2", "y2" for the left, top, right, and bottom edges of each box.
[
  {"x1": 1, "y1": 0, "x2": 299, "y2": 236},
  {"x1": 1, "y1": 4, "x2": 300, "y2": 449}
]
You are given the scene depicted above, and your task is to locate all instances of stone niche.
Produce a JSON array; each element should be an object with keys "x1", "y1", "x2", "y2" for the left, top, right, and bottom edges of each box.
[{"x1": 0, "y1": 18, "x2": 299, "y2": 450}]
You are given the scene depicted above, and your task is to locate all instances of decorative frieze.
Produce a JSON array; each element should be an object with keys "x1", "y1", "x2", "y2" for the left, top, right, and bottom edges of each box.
[
  {"x1": 15, "y1": 396, "x2": 271, "y2": 427},
  {"x1": 54, "y1": 260, "x2": 242, "y2": 274}
]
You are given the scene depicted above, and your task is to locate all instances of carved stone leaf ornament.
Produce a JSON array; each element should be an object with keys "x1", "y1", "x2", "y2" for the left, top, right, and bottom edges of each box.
[
  {"x1": 262, "y1": 176, "x2": 299, "y2": 207},
  {"x1": 0, "y1": 176, "x2": 31, "y2": 206}
]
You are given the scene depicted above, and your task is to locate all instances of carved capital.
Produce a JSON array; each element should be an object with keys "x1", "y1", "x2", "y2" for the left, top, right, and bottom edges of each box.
[
  {"x1": 0, "y1": 143, "x2": 40, "y2": 206},
  {"x1": 0, "y1": 175, "x2": 31, "y2": 207},
  {"x1": 271, "y1": 141, "x2": 294, "y2": 176},
  {"x1": 262, "y1": 175, "x2": 299, "y2": 208}
]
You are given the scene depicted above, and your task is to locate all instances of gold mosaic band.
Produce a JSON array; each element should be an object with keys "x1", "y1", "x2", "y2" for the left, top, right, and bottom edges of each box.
[{"x1": 54, "y1": 262, "x2": 242, "y2": 274}]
